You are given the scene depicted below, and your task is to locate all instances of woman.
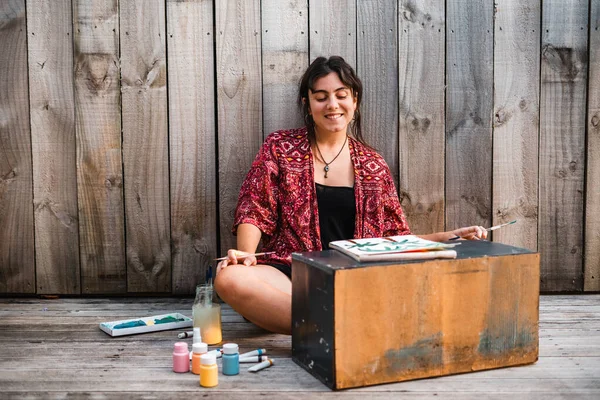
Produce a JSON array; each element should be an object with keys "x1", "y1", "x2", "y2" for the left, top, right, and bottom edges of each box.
[{"x1": 214, "y1": 56, "x2": 486, "y2": 335}]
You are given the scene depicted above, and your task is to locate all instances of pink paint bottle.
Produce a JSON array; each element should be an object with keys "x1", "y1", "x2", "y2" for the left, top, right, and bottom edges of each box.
[{"x1": 173, "y1": 342, "x2": 190, "y2": 373}]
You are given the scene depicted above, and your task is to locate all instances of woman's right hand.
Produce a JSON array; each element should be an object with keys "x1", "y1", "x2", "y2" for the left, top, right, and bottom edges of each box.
[
  {"x1": 450, "y1": 225, "x2": 488, "y2": 241},
  {"x1": 216, "y1": 249, "x2": 257, "y2": 275}
]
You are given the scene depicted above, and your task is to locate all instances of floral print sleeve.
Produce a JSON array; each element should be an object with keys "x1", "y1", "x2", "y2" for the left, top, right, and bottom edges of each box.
[{"x1": 233, "y1": 137, "x2": 279, "y2": 236}]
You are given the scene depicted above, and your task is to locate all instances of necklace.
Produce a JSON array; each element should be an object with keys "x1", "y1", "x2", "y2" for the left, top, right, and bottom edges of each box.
[{"x1": 314, "y1": 135, "x2": 348, "y2": 178}]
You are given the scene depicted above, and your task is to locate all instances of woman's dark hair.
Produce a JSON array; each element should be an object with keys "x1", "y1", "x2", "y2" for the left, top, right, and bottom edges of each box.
[{"x1": 298, "y1": 56, "x2": 367, "y2": 146}]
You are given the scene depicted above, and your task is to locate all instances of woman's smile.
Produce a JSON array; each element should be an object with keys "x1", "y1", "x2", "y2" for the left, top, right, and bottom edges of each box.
[{"x1": 308, "y1": 72, "x2": 357, "y2": 136}]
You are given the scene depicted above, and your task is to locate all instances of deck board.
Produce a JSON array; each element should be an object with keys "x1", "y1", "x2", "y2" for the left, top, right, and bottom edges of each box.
[{"x1": 0, "y1": 295, "x2": 598, "y2": 399}]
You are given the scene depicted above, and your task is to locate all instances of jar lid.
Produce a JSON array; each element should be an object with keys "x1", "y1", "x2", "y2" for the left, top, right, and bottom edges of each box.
[
  {"x1": 173, "y1": 342, "x2": 188, "y2": 355},
  {"x1": 200, "y1": 353, "x2": 216, "y2": 365},
  {"x1": 222, "y1": 343, "x2": 238, "y2": 354},
  {"x1": 193, "y1": 342, "x2": 207, "y2": 354}
]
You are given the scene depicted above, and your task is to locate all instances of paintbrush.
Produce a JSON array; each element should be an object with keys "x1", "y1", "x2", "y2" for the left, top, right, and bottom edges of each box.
[
  {"x1": 449, "y1": 220, "x2": 517, "y2": 241},
  {"x1": 213, "y1": 251, "x2": 276, "y2": 261},
  {"x1": 205, "y1": 265, "x2": 213, "y2": 287}
]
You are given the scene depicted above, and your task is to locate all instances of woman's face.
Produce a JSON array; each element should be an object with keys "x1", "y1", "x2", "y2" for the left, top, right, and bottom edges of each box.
[{"x1": 307, "y1": 72, "x2": 357, "y2": 137}]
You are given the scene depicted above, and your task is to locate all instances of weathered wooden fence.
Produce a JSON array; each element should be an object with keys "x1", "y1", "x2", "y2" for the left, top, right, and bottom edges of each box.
[{"x1": 0, "y1": 0, "x2": 598, "y2": 294}]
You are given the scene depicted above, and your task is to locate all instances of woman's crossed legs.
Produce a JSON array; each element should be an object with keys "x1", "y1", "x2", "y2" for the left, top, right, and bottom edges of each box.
[{"x1": 214, "y1": 263, "x2": 292, "y2": 335}]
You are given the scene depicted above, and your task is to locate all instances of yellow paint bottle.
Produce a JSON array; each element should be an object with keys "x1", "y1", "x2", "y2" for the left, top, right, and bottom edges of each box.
[
  {"x1": 191, "y1": 342, "x2": 208, "y2": 375},
  {"x1": 199, "y1": 353, "x2": 218, "y2": 388}
]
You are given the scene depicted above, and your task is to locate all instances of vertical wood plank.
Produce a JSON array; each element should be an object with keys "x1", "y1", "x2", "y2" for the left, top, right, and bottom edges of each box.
[
  {"x1": 585, "y1": 1, "x2": 600, "y2": 291},
  {"x1": 0, "y1": 0, "x2": 35, "y2": 293},
  {"x1": 73, "y1": 0, "x2": 126, "y2": 294},
  {"x1": 216, "y1": 0, "x2": 262, "y2": 254},
  {"x1": 539, "y1": 0, "x2": 588, "y2": 291},
  {"x1": 261, "y1": 0, "x2": 308, "y2": 136},
  {"x1": 492, "y1": 0, "x2": 540, "y2": 251},
  {"x1": 167, "y1": 0, "x2": 216, "y2": 294},
  {"x1": 27, "y1": 0, "x2": 80, "y2": 294},
  {"x1": 120, "y1": 0, "x2": 171, "y2": 293},
  {"x1": 397, "y1": 0, "x2": 445, "y2": 235},
  {"x1": 358, "y1": 0, "x2": 398, "y2": 186},
  {"x1": 309, "y1": 0, "x2": 356, "y2": 65},
  {"x1": 446, "y1": 1, "x2": 493, "y2": 230}
]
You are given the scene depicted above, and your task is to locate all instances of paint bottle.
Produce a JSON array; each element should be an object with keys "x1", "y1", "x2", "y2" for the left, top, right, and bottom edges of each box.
[
  {"x1": 191, "y1": 342, "x2": 208, "y2": 375},
  {"x1": 221, "y1": 343, "x2": 239, "y2": 376},
  {"x1": 199, "y1": 353, "x2": 218, "y2": 388},
  {"x1": 172, "y1": 342, "x2": 190, "y2": 373}
]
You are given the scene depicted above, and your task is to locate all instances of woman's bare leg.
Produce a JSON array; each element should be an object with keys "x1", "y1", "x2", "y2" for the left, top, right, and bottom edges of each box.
[{"x1": 214, "y1": 264, "x2": 292, "y2": 334}]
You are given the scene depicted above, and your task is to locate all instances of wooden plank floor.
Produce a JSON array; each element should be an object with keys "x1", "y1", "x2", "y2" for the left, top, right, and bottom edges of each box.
[{"x1": 1, "y1": 295, "x2": 598, "y2": 399}]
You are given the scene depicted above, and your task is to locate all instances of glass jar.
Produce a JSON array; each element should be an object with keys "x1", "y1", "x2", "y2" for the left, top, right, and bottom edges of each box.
[{"x1": 192, "y1": 284, "x2": 222, "y2": 345}]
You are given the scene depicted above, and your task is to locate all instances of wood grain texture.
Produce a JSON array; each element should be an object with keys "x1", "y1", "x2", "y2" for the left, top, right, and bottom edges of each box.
[
  {"x1": 1, "y1": 296, "x2": 597, "y2": 397},
  {"x1": 167, "y1": 0, "x2": 217, "y2": 294},
  {"x1": 0, "y1": 0, "x2": 35, "y2": 294},
  {"x1": 27, "y1": 0, "x2": 80, "y2": 294},
  {"x1": 492, "y1": 0, "x2": 540, "y2": 251},
  {"x1": 397, "y1": 0, "x2": 445, "y2": 235},
  {"x1": 216, "y1": 0, "x2": 262, "y2": 254},
  {"x1": 261, "y1": 0, "x2": 308, "y2": 136},
  {"x1": 120, "y1": 0, "x2": 171, "y2": 293},
  {"x1": 2, "y1": 2, "x2": 600, "y2": 295},
  {"x1": 1, "y1": 393, "x2": 598, "y2": 400},
  {"x1": 309, "y1": 0, "x2": 356, "y2": 65},
  {"x1": 73, "y1": 0, "x2": 126, "y2": 294},
  {"x1": 539, "y1": 0, "x2": 588, "y2": 291},
  {"x1": 445, "y1": 0, "x2": 493, "y2": 230},
  {"x1": 585, "y1": 1, "x2": 600, "y2": 291},
  {"x1": 358, "y1": 0, "x2": 399, "y2": 187}
]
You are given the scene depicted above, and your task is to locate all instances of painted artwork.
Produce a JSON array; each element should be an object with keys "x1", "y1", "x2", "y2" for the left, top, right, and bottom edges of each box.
[
  {"x1": 343, "y1": 236, "x2": 453, "y2": 253},
  {"x1": 329, "y1": 235, "x2": 458, "y2": 262}
]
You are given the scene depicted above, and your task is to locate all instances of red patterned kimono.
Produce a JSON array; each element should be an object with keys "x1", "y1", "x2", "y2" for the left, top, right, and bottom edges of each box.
[{"x1": 233, "y1": 127, "x2": 411, "y2": 266}]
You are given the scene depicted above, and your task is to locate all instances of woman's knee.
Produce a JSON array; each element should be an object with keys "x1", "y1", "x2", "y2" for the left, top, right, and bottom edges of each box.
[{"x1": 214, "y1": 266, "x2": 242, "y2": 302}]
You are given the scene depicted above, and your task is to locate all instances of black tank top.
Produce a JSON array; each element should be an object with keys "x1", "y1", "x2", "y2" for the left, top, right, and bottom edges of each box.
[{"x1": 315, "y1": 183, "x2": 356, "y2": 249}]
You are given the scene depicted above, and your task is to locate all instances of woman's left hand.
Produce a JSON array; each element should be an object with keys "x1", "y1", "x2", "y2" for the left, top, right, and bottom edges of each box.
[
  {"x1": 216, "y1": 249, "x2": 258, "y2": 275},
  {"x1": 451, "y1": 225, "x2": 488, "y2": 240}
]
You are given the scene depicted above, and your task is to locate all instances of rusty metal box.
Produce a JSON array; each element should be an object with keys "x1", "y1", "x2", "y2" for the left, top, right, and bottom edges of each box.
[{"x1": 291, "y1": 240, "x2": 539, "y2": 389}]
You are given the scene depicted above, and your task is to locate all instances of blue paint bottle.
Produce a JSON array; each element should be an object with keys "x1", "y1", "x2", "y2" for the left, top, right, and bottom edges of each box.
[{"x1": 222, "y1": 343, "x2": 239, "y2": 375}]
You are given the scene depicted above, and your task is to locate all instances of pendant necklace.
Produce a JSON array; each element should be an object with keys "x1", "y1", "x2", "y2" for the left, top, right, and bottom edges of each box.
[{"x1": 314, "y1": 135, "x2": 348, "y2": 178}]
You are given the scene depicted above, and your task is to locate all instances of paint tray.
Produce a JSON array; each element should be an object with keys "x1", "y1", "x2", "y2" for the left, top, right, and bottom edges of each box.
[{"x1": 99, "y1": 313, "x2": 193, "y2": 337}]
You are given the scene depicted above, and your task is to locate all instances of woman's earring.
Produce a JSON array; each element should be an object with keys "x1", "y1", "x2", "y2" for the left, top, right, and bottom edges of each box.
[{"x1": 304, "y1": 113, "x2": 313, "y2": 127}]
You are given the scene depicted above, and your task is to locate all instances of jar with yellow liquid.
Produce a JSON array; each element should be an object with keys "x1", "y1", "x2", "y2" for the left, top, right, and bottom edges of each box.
[{"x1": 192, "y1": 284, "x2": 222, "y2": 345}]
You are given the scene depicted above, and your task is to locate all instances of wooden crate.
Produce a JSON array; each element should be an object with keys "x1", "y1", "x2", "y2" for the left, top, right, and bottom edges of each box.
[{"x1": 291, "y1": 240, "x2": 540, "y2": 390}]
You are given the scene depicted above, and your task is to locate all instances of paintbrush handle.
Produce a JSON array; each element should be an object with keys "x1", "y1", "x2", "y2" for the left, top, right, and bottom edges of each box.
[
  {"x1": 449, "y1": 220, "x2": 517, "y2": 240},
  {"x1": 214, "y1": 252, "x2": 275, "y2": 261},
  {"x1": 487, "y1": 220, "x2": 517, "y2": 231}
]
